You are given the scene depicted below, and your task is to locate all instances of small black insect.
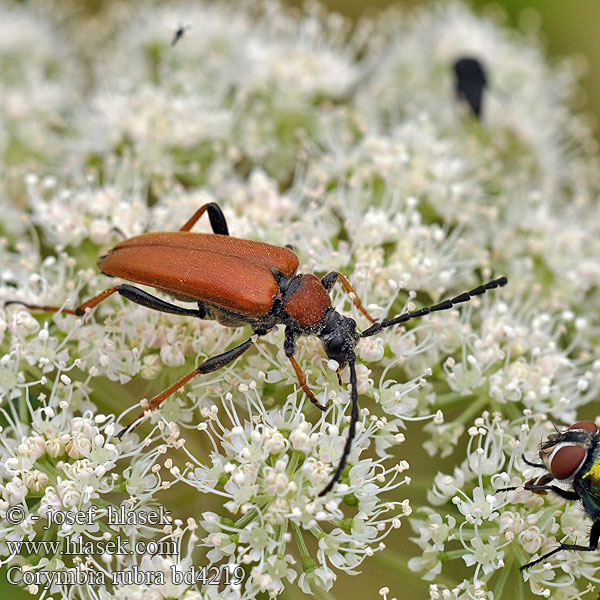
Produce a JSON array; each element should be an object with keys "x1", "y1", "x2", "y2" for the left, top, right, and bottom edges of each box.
[
  {"x1": 453, "y1": 57, "x2": 487, "y2": 119},
  {"x1": 498, "y1": 421, "x2": 600, "y2": 572},
  {"x1": 171, "y1": 24, "x2": 190, "y2": 47}
]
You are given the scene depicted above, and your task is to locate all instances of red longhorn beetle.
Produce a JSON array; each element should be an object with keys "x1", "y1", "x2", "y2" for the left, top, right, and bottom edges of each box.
[{"x1": 6, "y1": 203, "x2": 507, "y2": 495}]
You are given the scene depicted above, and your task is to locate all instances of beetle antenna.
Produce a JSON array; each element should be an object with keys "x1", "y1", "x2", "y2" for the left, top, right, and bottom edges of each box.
[
  {"x1": 319, "y1": 356, "x2": 359, "y2": 497},
  {"x1": 360, "y1": 277, "x2": 507, "y2": 338},
  {"x1": 116, "y1": 416, "x2": 143, "y2": 440},
  {"x1": 112, "y1": 226, "x2": 127, "y2": 240}
]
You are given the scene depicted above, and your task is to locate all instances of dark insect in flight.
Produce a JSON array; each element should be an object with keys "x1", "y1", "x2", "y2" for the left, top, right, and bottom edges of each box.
[
  {"x1": 6, "y1": 202, "x2": 507, "y2": 495},
  {"x1": 498, "y1": 421, "x2": 600, "y2": 571},
  {"x1": 453, "y1": 56, "x2": 487, "y2": 119},
  {"x1": 171, "y1": 24, "x2": 190, "y2": 47}
]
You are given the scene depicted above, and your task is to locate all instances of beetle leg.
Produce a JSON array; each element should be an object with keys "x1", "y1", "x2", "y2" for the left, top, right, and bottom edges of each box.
[
  {"x1": 321, "y1": 271, "x2": 376, "y2": 324},
  {"x1": 196, "y1": 302, "x2": 207, "y2": 318},
  {"x1": 519, "y1": 518, "x2": 600, "y2": 572},
  {"x1": 4, "y1": 300, "x2": 78, "y2": 315},
  {"x1": 287, "y1": 354, "x2": 327, "y2": 411},
  {"x1": 117, "y1": 336, "x2": 256, "y2": 438},
  {"x1": 6, "y1": 284, "x2": 207, "y2": 318},
  {"x1": 284, "y1": 331, "x2": 327, "y2": 411},
  {"x1": 179, "y1": 202, "x2": 229, "y2": 235}
]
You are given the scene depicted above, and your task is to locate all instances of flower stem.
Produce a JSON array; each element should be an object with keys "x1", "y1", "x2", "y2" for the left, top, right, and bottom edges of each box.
[
  {"x1": 372, "y1": 548, "x2": 457, "y2": 588},
  {"x1": 291, "y1": 521, "x2": 311, "y2": 564}
]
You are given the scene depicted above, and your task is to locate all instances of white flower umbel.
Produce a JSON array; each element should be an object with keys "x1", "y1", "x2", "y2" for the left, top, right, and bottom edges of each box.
[
  {"x1": 80, "y1": 1, "x2": 364, "y2": 183},
  {"x1": 0, "y1": 365, "x2": 186, "y2": 599},
  {"x1": 413, "y1": 412, "x2": 600, "y2": 598},
  {"x1": 0, "y1": 1, "x2": 83, "y2": 178},
  {"x1": 176, "y1": 386, "x2": 409, "y2": 596},
  {"x1": 1, "y1": 0, "x2": 600, "y2": 598}
]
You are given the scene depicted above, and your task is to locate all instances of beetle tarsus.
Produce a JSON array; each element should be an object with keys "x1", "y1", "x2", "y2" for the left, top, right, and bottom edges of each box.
[
  {"x1": 112, "y1": 226, "x2": 127, "y2": 240},
  {"x1": 116, "y1": 419, "x2": 141, "y2": 440},
  {"x1": 4, "y1": 300, "x2": 79, "y2": 316},
  {"x1": 179, "y1": 202, "x2": 229, "y2": 235}
]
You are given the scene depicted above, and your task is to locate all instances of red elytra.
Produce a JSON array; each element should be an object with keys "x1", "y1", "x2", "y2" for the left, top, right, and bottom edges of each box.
[{"x1": 101, "y1": 232, "x2": 300, "y2": 317}]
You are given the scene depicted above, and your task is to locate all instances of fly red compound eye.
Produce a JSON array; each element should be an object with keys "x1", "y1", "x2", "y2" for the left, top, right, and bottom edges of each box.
[
  {"x1": 547, "y1": 445, "x2": 587, "y2": 480},
  {"x1": 5, "y1": 201, "x2": 507, "y2": 496},
  {"x1": 568, "y1": 420, "x2": 598, "y2": 433}
]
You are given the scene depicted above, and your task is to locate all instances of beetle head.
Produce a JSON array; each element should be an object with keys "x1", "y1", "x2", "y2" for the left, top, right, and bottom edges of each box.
[
  {"x1": 539, "y1": 420, "x2": 598, "y2": 481},
  {"x1": 319, "y1": 310, "x2": 359, "y2": 367}
]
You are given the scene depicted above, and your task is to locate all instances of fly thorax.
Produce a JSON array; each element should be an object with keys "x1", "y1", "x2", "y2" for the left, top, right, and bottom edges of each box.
[{"x1": 540, "y1": 420, "x2": 598, "y2": 481}]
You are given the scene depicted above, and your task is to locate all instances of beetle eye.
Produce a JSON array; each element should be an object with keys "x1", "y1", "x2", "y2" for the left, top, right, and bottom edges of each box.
[
  {"x1": 549, "y1": 445, "x2": 587, "y2": 480},
  {"x1": 568, "y1": 420, "x2": 598, "y2": 433},
  {"x1": 326, "y1": 335, "x2": 344, "y2": 357}
]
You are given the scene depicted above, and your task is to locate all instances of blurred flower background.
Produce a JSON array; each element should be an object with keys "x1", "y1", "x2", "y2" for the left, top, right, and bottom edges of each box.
[{"x1": 0, "y1": 1, "x2": 599, "y2": 599}]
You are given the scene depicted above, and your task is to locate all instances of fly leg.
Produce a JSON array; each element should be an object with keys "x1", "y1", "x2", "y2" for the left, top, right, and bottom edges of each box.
[
  {"x1": 518, "y1": 518, "x2": 600, "y2": 572},
  {"x1": 497, "y1": 472, "x2": 577, "y2": 499}
]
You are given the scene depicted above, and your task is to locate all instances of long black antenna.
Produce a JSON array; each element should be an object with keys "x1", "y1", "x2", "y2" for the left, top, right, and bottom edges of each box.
[
  {"x1": 360, "y1": 276, "x2": 507, "y2": 338},
  {"x1": 319, "y1": 356, "x2": 359, "y2": 497}
]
